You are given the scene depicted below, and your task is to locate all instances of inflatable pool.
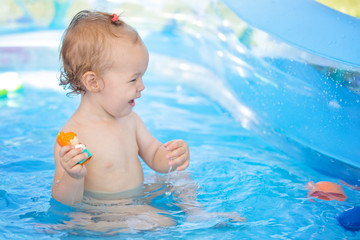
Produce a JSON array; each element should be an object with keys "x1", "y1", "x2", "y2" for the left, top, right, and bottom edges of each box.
[
  {"x1": 0, "y1": 0, "x2": 359, "y2": 238},
  {"x1": 221, "y1": 0, "x2": 360, "y2": 185}
]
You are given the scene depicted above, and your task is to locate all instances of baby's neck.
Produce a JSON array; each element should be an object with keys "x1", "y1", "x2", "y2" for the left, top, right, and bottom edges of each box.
[{"x1": 76, "y1": 94, "x2": 117, "y2": 122}]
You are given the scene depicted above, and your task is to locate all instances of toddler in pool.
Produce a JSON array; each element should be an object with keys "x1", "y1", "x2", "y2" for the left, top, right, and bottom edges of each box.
[
  {"x1": 52, "y1": 10, "x2": 243, "y2": 229},
  {"x1": 52, "y1": 10, "x2": 189, "y2": 204}
]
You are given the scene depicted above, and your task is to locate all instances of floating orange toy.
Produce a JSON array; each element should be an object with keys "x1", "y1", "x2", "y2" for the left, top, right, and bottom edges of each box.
[
  {"x1": 305, "y1": 181, "x2": 347, "y2": 201},
  {"x1": 56, "y1": 131, "x2": 92, "y2": 165}
]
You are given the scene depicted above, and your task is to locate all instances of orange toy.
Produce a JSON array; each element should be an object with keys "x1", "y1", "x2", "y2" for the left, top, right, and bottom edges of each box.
[
  {"x1": 56, "y1": 131, "x2": 92, "y2": 165},
  {"x1": 57, "y1": 132, "x2": 77, "y2": 146},
  {"x1": 305, "y1": 181, "x2": 347, "y2": 201}
]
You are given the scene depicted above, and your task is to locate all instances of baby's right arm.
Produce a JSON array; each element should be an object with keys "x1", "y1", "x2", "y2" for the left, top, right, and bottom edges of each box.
[{"x1": 52, "y1": 144, "x2": 88, "y2": 205}]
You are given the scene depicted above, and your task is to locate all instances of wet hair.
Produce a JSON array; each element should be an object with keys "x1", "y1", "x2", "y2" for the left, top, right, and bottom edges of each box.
[{"x1": 59, "y1": 10, "x2": 141, "y2": 95}]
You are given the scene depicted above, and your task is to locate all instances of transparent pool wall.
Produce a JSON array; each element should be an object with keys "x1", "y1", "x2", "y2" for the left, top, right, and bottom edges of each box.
[{"x1": 1, "y1": 0, "x2": 359, "y2": 184}]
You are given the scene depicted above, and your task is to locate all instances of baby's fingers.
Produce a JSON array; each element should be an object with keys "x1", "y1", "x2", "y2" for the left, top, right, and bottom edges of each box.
[
  {"x1": 68, "y1": 164, "x2": 87, "y2": 179},
  {"x1": 60, "y1": 148, "x2": 86, "y2": 171},
  {"x1": 70, "y1": 151, "x2": 89, "y2": 166},
  {"x1": 164, "y1": 139, "x2": 185, "y2": 151},
  {"x1": 166, "y1": 146, "x2": 186, "y2": 160},
  {"x1": 61, "y1": 151, "x2": 88, "y2": 179},
  {"x1": 176, "y1": 156, "x2": 190, "y2": 171},
  {"x1": 165, "y1": 139, "x2": 190, "y2": 171},
  {"x1": 63, "y1": 147, "x2": 83, "y2": 163},
  {"x1": 59, "y1": 145, "x2": 74, "y2": 158},
  {"x1": 170, "y1": 154, "x2": 189, "y2": 171}
]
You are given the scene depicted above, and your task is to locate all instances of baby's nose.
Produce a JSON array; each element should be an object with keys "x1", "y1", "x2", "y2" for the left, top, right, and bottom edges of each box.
[{"x1": 137, "y1": 79, "x2": 145, "y2": 92}]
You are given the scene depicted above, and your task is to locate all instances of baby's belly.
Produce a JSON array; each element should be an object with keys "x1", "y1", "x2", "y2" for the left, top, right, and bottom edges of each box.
[{"x1": 84, "y1": 160, "x2": 144, "y2": 194}]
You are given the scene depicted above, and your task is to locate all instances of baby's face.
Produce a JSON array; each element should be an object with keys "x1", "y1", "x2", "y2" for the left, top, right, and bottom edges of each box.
[{"x1": 97, "y1": 39, "x2": 149, "y2": 118}]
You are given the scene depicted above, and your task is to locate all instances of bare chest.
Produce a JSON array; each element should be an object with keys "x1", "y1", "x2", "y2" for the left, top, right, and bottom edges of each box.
[{"x1": 80, "y1": 121, "x2": 139, "y2": 171}]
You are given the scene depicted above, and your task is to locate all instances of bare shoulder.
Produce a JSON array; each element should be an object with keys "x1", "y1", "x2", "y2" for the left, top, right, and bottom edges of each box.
[
  {"x1": 128, "y1": 111, "x2": 145, "y2": 128},
  {"x1": 131, "y1": 111, "x2": 156, "y2": 146},
  {"x1": 59, "y1": 113, "x2": 82, "y2": 133},
  {"x1": 130, "y1": 111, "x2": 147, "y2": 130},
  {"x1": 129, "y1": 110, "x2": 141, "y2": 121}
]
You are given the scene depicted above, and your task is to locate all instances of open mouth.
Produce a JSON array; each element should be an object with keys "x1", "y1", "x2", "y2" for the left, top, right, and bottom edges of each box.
[{"x1": 129, "y1": 99, "x2": 135, "y2": 106}]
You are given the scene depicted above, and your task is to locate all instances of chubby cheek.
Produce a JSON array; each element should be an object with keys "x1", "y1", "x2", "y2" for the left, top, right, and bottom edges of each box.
[
  {"x1": 110, "y1": 99, "x2": 133, "y2": 117},
  {"x1": 100, "y1": 84, "x2": 136, "y2": 117},
  {"x1": 108, "y1": 100, "x2": 126, "y2": 114}
]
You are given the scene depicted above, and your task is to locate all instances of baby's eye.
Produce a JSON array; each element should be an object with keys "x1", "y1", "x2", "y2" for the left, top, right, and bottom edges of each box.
[{"x1": 129, "y1": 79, "x2": 136, "y2": 83}]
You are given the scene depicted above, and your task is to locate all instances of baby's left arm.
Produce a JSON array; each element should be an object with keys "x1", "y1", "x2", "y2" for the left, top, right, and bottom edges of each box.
[{"x1": 133, "y1": 112, "x2": 190, "y2": 173}]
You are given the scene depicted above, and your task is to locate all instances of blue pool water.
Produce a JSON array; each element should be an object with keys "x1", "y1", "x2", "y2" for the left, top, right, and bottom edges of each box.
[
  {"x1": 0, "y1": 64, "x2": 359, "y2": 239},
  {"x1": 1, "y1": 0, "x2": 360, "y2": 239},
  {"x1": 1, "y1": 68, "x2": 358, "y2": 239}
]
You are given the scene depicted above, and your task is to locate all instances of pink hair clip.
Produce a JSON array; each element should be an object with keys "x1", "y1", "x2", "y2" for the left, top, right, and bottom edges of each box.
[{"x1": 112, "y1": 13, "x2": 119, "y2": 22}]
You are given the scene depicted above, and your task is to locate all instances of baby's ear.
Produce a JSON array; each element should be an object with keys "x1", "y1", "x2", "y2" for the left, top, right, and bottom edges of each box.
[{"x1": 81, "y1": 71, "x2": 102, "y2": 92}]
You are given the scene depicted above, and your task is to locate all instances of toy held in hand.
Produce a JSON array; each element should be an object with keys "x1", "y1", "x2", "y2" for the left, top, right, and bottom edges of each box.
[{"x1": 56, "y1": 131, "x2": 92, "y2": 165}]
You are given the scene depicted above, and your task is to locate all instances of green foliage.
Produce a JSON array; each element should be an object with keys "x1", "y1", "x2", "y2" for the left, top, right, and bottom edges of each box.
[{"x1": 316, "y1": 0, "x2": 360, "y2": 18}]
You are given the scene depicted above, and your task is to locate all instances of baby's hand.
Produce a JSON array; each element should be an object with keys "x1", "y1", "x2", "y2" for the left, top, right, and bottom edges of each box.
[
  {"x1": 59, "y1": 145, "x2": 88, "y2": 179},
  {"x1": 164, "y1": 140, "x2": 190, "y2": 171}
]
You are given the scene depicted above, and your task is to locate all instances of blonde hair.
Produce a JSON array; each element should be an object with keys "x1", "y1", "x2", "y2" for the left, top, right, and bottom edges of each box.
[{"x1": 59, "y1": 10, "x2": 141, "y2": 95}]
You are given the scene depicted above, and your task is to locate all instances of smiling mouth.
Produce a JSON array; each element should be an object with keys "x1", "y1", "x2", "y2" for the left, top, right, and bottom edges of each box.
[{"x1": 129, "y1": 95, "x2": 141, "y2": 106}]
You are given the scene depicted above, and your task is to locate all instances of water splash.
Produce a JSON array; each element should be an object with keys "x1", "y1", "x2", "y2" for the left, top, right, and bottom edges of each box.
[{"x1": 165, "y1": 166, "x2": 172, "y2": 197}]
